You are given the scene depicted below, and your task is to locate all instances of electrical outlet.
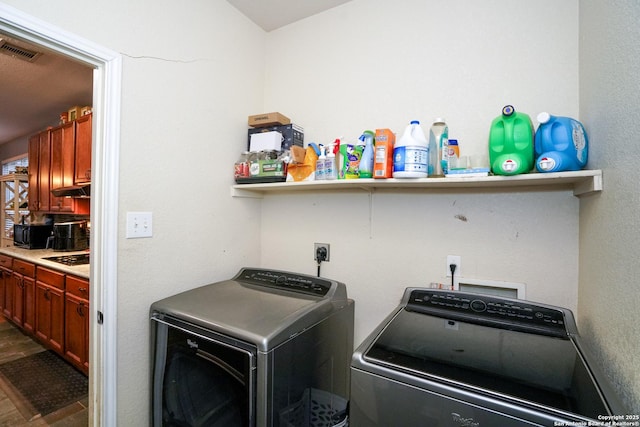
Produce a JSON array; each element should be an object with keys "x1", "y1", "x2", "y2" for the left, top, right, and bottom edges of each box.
[
  {"x1": 314, "y1": 243, "x2": 330, "y2": 262},
  {"x1": 446, "y1": 255, "x2": 461, "y2": 277}
]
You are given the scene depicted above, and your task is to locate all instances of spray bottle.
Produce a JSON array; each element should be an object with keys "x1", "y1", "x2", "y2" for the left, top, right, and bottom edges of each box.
[
  {"x1": 359, "y1": 130, "x2": 375, "y2": 178},
  {"x1": 324, "y1": 141, "x2": 338, "y2": 180},
  {"x1": 315, "y1": 144, "x2": 326, "y2": 180}
]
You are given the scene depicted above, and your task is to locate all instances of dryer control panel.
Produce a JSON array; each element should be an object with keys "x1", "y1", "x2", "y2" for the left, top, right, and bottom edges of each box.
[
  {"x1": 235, "y1": 268, "x2": 333, "y2": 297},
  {"x1": 406, "y1": 289, "x2": 568, "y2": 337}
]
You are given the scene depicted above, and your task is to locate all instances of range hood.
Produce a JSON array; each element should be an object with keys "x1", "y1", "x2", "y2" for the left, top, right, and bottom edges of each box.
[{"x1": 51, "y1": 183, "x2": 91, "y2": 198}]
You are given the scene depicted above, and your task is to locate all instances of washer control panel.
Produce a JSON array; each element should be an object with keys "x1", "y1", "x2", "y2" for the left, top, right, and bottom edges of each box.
[
  {"x1": 235, "y1": 268, "x2": 332, "y2": 296},
  {"x1": 407, "y1": 289, "x2": 567, "y2": 335}
]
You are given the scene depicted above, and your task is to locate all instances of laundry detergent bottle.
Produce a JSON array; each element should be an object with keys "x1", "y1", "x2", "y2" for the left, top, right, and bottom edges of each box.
[
  {"x1": 534, "y1": 112, "x2": 588, "y2": 173},
  {"x1": 488, "y1": 105, "x2": 534, "y2": 175}
]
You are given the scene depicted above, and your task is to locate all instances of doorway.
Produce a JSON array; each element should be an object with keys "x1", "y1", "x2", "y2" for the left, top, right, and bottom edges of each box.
[{"x1": 0, "y1": 4, "x2": 121, "y2": 425}]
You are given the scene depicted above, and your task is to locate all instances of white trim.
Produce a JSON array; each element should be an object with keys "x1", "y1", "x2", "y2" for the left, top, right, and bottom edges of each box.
[{"x1": 0, "y1": 3, "x2": 121, "y2": 426}]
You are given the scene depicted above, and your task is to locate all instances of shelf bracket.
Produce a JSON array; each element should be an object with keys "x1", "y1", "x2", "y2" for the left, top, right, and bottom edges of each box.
[
  {"x1": 231, "y1": 186, "x2": 264, "y2": 199},
  {"x1": 573, "y1": 172, "x2": 603, "y2": 197}
]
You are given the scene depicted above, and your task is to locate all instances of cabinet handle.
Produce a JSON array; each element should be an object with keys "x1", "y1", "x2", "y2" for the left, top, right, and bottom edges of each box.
[
  {"x1": 78, "y1": 287, "x2": 87, "y2": 293},
  {"x1": 17, "y1": 278, "x2": 24, "y2": 289},
  {"x1": 45, "y1": 288, "x2": 51, "y2": 300},
  {"x1": 77, "y1": 303, "x2": 85, "y2": 317}
]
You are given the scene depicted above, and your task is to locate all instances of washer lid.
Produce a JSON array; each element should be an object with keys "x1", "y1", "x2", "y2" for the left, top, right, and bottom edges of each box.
[
  {"x1": 362, "y1": 301, "x2": 609, "y2": 420},
  {"x1": 151, "y1": 268, "x2": 349, "y2": 351}
]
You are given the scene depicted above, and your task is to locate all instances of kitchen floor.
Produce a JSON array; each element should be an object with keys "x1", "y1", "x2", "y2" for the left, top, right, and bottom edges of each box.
[{"x1": 0, "y1": 316, "x2": 88, "y2": 426}]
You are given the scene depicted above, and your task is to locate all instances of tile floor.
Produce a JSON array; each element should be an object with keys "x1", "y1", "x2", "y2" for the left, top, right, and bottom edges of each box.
[{"x1": 0, "y1": 316, "x2": 88, "y2": 426}]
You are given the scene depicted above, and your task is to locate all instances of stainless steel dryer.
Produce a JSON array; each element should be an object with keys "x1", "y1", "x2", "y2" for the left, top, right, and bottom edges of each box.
[
  {"x1": 150, "y1": 268, "x2": 354, "y2": 427},
  {"x1": 351, "y1": 288, "x2": 625, "y2": 426}
]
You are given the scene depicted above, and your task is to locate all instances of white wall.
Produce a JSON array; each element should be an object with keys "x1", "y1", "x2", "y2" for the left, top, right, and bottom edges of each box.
[
  {"x1": 579, "y1": 0, "x2": 640, "y2": 412},
  {"x1": 261, "y1": 0, "x2": 582, "y2": 345},
  {"x1": 1, "y1": 0, "x2": 265, "y2": 424}
]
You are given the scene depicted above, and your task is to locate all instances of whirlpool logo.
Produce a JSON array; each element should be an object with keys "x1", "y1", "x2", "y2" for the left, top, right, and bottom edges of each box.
[
  {"x1": 451, "y1": 413, "x2": 480, "y2": 427},
  {"x1": 186, "y1": 338, "x2": 199, "y2": 349}
]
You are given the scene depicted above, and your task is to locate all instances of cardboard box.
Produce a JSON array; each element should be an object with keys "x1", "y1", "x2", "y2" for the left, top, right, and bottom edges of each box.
[
  {"x1": 248, "y1": 112, "x2": 291, "y2": 128},
  {"x1": 248, "y1": 123, "x2": 303, "y2": 151},
  {"x1": 249, "y1": 159, "x2": 286, "y2": 177},
  {"x1": 249, "y1": 131, "x2": 283, "y2": 152},
  {"x1": 68, "y1": 106, "x2": 82, "y2": 121}
]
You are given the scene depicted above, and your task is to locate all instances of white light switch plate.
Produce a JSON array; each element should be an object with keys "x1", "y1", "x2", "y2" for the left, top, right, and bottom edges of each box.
[{"x1": 126, "y1": 212, "x2": 153, "y2": 238}]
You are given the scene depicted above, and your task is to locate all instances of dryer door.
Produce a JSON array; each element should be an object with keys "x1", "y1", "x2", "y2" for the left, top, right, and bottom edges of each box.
[{"x1": 151, "y1": 315, "x2": 257, "y2": 427}]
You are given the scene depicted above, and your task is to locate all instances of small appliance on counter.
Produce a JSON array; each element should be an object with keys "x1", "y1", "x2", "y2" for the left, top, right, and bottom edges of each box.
[
  {"x1": 13, "y1": 223, "x2": 53, "y2": 249},
  {"x1": 53, "y1": 220, "x2": 88, "y2": 251}
]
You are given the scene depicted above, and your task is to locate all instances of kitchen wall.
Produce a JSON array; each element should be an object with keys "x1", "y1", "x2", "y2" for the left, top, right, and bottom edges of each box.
[
  {"x1": 579, "y1": 0, "x2": 640, "y2": 412},
  {"x1": 261, "y1": 0, "x2": 582, "y2": 343},
  {"x1": 1, "y1": 0, "x2": 265, "y2": 425}
]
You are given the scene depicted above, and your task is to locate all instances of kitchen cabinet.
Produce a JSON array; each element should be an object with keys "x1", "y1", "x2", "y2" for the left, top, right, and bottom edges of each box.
[
  {"x1": 11, "y1": 258, "x2": 36, "y2": 334},
  {"x1": 65, "y1": 275, "x2": 89, "y2": 374},
  {"x1": 28, "y1": 129, "x2": 51, "y2": 212},
  {"x1": 0, "y1": 254, "x2": 11, "y2": 316},
  {"x1": 74, "y1": 113, "x2": 91, "y2": 183},
  {"x1": 28, "y1": 115, "x2": 91, "y2": 214},
  {"x1": 49, "y1": 122, "x2": 76, "y2": 212},
  {"x1": 0, "y1": 174, "x2": 29, "y2": 248},
  {"x1": 35, "y1": 266, "x2": 65, "y2": 354}
]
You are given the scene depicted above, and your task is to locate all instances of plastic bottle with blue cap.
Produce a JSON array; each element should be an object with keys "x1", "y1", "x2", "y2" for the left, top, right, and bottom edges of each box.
[
  {"x1": 393, "y1": 120, "x2": 429, "y2": 178},
  {"x1": 315, "y1": 144, "x2": 326, "y2": 180}
]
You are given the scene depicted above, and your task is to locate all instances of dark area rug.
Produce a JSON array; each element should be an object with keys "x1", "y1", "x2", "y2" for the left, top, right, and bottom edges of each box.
[{"x1": 0, "y1": 350, "x2": 88, "y2": 419}]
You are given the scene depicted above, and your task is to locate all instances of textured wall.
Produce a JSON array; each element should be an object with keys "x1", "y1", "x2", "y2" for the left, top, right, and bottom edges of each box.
[
  {"x1": 579, "y1": 0, "x2": 640, "y2": 412},
  {"x1": 2, "y1": 0, "x2": 266, "y2": 424},
  {"x1": 262, "y1": 0, "x2": 582, "y2": 345}
]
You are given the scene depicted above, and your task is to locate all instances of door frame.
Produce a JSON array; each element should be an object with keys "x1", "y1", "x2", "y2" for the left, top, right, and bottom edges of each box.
[{"x1": 0, "y1": 4, "x2": 121, "y2": 425}]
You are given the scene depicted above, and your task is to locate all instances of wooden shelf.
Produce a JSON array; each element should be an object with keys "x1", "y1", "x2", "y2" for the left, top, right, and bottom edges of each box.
[{"x1": 232, "y1": 170, "x2": 603, "y2": 198}]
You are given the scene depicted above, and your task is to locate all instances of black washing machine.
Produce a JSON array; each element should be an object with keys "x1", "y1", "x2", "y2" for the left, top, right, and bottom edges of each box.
[
  {"x1": 150, "y1": 268, "x2": 354, "y2": 427},
  {"x1": 350, "y1": 288, "x2": 625, "y2": 426}
]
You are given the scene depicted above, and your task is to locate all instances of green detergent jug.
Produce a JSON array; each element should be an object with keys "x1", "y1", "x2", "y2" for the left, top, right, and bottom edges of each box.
[{"x1": 489, "y1": 105, "x2": 534, "y2": 175}]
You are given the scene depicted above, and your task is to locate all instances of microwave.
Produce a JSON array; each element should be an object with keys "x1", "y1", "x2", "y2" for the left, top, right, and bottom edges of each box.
[{"x1": 13, "y1": 224, "x2": 53, "y2": 249}]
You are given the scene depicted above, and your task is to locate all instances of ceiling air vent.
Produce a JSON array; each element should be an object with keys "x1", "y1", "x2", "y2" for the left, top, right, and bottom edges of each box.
[{"x1": 0, "y1": 39, "x2": 42, "y2": 62}]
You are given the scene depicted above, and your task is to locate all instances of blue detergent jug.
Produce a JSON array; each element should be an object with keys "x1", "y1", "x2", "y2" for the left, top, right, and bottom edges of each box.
[
  {"x1": 535, "y1": 112, "x2": 588, "y2": 173},
  {"x1": 488, "y1": 105, "x2": 534, "y2": 175}
]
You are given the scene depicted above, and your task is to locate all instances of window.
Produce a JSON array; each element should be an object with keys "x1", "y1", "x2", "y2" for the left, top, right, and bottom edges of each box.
[{"x1": 2, "y1": 155, "x2": 29, "y2": 243}]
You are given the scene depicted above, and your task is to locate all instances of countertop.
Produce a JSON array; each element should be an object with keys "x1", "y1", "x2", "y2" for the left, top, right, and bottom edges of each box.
[{"x1": 0, "y1": 246, "x2": 90, "y2": 279}]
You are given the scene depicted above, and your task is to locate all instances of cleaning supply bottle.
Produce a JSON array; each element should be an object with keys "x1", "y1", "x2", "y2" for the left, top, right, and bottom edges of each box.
[
  {"x1": 359, "y1": 130, "x2": 375, "y2": 178},
  {"x1": 428, "y1": 118, "x2": 448, "y2": 177},
  {"x1": 343, "y1": 138, "x2": 364, "y2": 179},
  {"x1": 374, "y1": 128, "x2": 395, "y2": 178},
  {"x1": 393, "y1": 120, "x2": 429, "y2": 178},
  {"x1": 315, "y1": 144, "x2": 326, "y2": 180},
  {"x1": 488, "y1": 105, "x2": 534, "y2": 175},
  {"x1": 534, "y1": 112, "x2": 588, "y2": 172},
  {"x1": 324, "y1": 141, "x2": 338, "y2": 180}
]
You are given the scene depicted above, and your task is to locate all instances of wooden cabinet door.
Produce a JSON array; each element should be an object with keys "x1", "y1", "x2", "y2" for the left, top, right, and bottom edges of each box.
[
  {"x1": 28, "y1": 134, "x2": 40, "y2": 212},
  {"x1": 74, "y1": 113, "x2": 92, "y2": 183},
  {"x1": 36, "y1": 130, "x2": 51, "y2": 212},
  {"x1": 50, "y1": 122, "x2": 76, "y2": 212},
  {"x1": 0, "y1": 266, "x2": 11, "y2": 317},
  {"x1": 35, "y1": 267, "x2": 65, "y2": 354},
  {"x1": 11, "y1": 272, "x2": 24, "y2": 326},
  {"x1": 22, "y1": 276, "x2": 36, "y2": 334},
  {"x1": 11, "y1": 259, "x2": 36, "y2": 330},
  {"x1": 65, "y1": 292, "x2": 89, "y2": 374},
  {"x1": 35, "y1": 282, "x2": 65, "y2": 354}
]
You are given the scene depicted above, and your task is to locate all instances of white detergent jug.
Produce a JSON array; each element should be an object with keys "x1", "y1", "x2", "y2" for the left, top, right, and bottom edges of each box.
[{"x1": 393, "y1": 120, "x2": 429, "y2": 178}]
